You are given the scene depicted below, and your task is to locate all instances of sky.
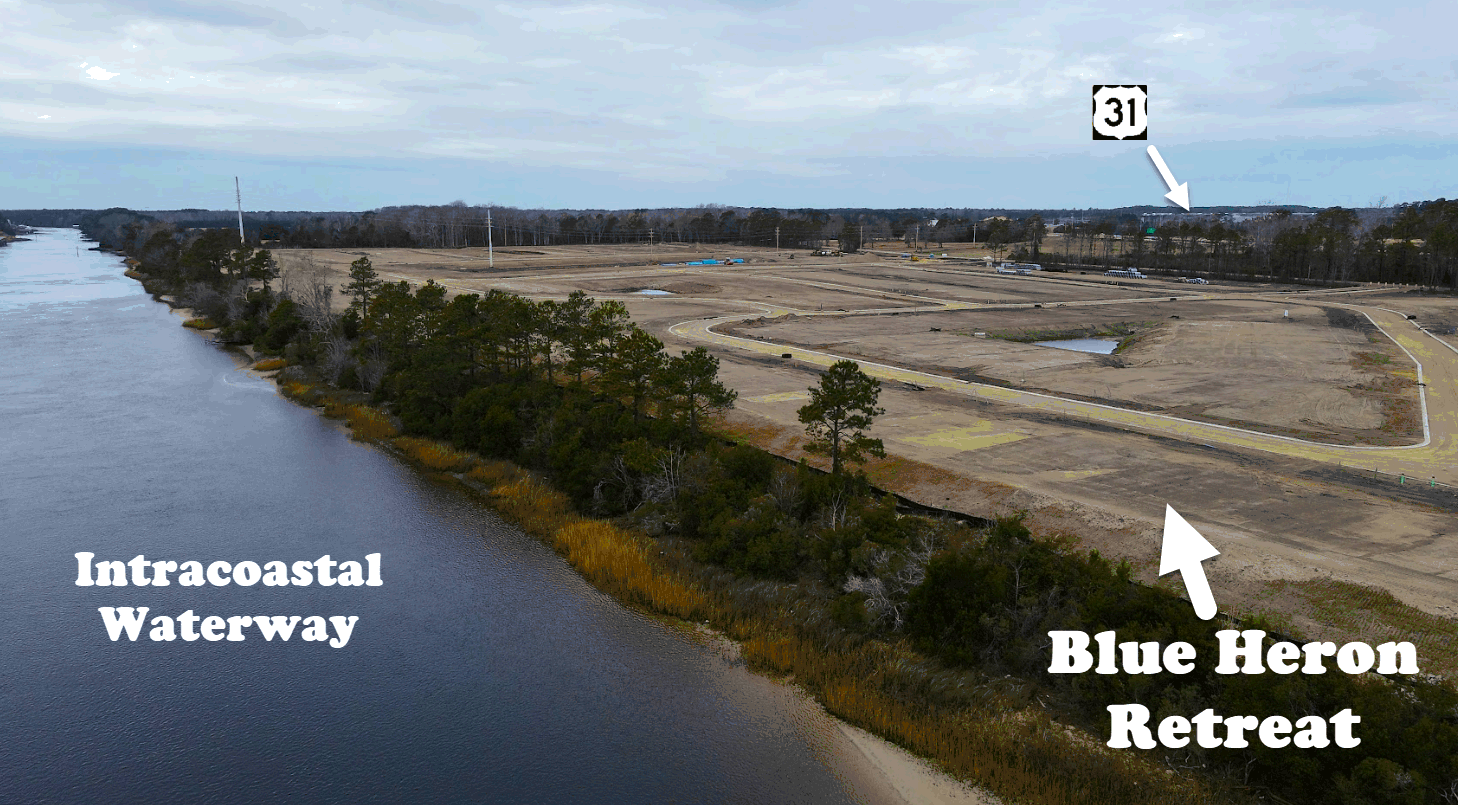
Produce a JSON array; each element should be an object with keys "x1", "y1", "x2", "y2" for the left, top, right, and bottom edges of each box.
[{"x1": 1, "y1": 0, "x2": 1454, "y2": 211}]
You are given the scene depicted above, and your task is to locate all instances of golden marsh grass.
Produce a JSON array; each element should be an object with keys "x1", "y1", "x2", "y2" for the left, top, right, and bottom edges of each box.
[{"x1": 394, "y1": 436, "x2": 475, "y2": 472}]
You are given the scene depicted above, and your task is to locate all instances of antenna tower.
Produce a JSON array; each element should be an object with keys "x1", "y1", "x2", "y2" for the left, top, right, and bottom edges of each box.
[{"x1": 235, "y1": 177, "x2": 245, "y2": 245}]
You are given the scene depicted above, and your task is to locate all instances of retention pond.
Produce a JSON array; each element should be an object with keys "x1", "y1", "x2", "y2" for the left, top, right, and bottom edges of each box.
[{"x1": 1032, "y1": 337, "x2": 1120, "y2": 354}]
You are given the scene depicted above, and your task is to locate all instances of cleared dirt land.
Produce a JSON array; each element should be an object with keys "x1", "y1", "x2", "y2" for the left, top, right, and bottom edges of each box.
[
  {"x1": 275, "y1": 244, "x2": 1458, "y2": 661},
  {"x1": 726, "y1": 298, "x2": 1420, "y2": 444}
]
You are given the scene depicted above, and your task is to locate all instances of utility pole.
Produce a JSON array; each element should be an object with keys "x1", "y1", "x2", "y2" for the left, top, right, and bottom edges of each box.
[
  {"x1": 649, "y1": 228, "x2": 654, "y2": 263},
  {"x1": 487, "y1": 208, "x2": 494, "y2": 268},
  {"x1": 775, "y1": 226, "x2": 780, "y2": 256},
  {"x1": 859, "y1": 224, "x2": 864, "y2": 252},
  {"x1": 914, "y1": 224, "x2": 920, "y2": 252},
  {"x1": 235, "y1": 177, "x2": 245, "y2": 245}
]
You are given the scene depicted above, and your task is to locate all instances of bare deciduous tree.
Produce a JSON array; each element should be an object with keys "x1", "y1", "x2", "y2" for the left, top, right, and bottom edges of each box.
[
  {"x1": 842, "y1": 527, "x2": 943, "y2": 631},
  {"x1": 281, "y1": 255, "x2": 337, "y2": 332},
  {"x1": 319, "y1": 336, "x2": 352, "y2": 384},
  {"x1": 640, "y1": 447, "x2": 686, "y2": 505},
  {"x1": 767, "y1": 466, "x2": 802, "y2": 515},
  {"x1": 358, "y1": 342, "x2": 388, "y2": 392}
]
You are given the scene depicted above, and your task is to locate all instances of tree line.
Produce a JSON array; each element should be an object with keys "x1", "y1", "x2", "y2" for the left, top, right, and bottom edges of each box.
[{"x1": 19, "y1": 199, "x2": 1458, "y2": 289}]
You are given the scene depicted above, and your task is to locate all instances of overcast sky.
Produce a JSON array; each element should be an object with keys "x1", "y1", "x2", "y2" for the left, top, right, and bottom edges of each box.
[{"x1": 2, "y1": 0, "x2": 1454, "y2": 211}]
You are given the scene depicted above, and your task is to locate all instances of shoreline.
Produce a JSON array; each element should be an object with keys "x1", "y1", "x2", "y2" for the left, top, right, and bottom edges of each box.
[{"x1": 155, "y1": 281, "x2": 1000, "y2": 805}]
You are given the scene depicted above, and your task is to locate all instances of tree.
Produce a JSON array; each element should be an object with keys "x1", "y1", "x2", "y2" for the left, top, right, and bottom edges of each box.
[
  {"x1": 838, "y1": 221, "x2": 862, "y2": 253},
  {"x1": 797, "y1": 360, "x2": 885, "y2": 474},
  {"x1": 1026, "y1": 213, "x2": 1044, "y2": 257},
  {"x1": 179, "y1": 229, "x2": 237, "y2": 288},
  {"x1": 603, "y1": 326, "x2": 667, "y2": 421},
  {"x1": 662, "y1": 347, "x2": 736, "y2": 435},
  {"x1": 343, "y1": 255, "x2": 382, "y2": 313},
  {"x1": 589, "y1": 300, "x2": 631, "y2": 372},
  {"x1": 554, "y1": 290, "x2": 597, "y2": 382}
]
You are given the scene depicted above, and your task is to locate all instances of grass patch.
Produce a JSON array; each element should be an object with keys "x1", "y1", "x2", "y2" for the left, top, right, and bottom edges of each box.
[
  {"x1": 1349, "y1": 351, "x2": 1421, "y2": 436},
  {"x1": 466, "y1": 461, "x2": 531, "y2": 490},
  {"x1": 252, "y1": 358, "x2": 288, "y2": 371},
  {"x1": 182, "y1": 317, "x2": 218, "y2": 330},
  {"x1": 344, "y1": 405, "x2": 398, "y2": 440},
  {"x1": 393, "y1": 436, "x2": 475, "y2": 473},
  {"x1": 553, "y1": 521, "x2": 709, "y2": 618},
  {"x1": 1268, "y1": 578, "x2": 1458, "y2": 676},
  {"x1": 279, "y1": 380, "x2": 323, "y2": 405},
  {"x1": 319, "y1": 400, "x2": 400, "y2": 441},
  {"x1": 1352, "y1": 350, "x2": 1392, "y2": 368}
]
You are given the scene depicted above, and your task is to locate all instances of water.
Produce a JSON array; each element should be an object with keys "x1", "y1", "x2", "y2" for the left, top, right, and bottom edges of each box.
[
  {"x1": 634, "y1": 289, "x2": 674, "y2": 296},
  {"x1": 0, "y1": 229, "x2": 873, "y2": 804},
  {"x1": 1032, "y1": 337, "x2": 1119, "y2": 354}
]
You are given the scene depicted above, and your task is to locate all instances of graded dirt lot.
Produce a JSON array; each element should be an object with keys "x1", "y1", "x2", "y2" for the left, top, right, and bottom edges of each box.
[
  {"x1": 274, "y1": 244, "x2": 1458, "y2": 647},
  {"x1": 726, "y1": 298, "x2": 1419, "y2": 444}
]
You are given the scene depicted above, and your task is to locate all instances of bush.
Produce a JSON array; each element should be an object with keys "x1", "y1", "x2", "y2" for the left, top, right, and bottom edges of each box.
[
  {"x1": 258, "y1": 299, "x2": 304, "y2": 352},
  {"x1": 252, "y1": 358, "x2": 288, "y2": 371},
  {"x1": 182, "y1": 317, "x2": 217, "y2": 330}
]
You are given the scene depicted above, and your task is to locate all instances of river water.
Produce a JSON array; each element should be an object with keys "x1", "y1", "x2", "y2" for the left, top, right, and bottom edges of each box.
[{"x1": 0, "y1": 229, "x2": 877, "y2": 804}]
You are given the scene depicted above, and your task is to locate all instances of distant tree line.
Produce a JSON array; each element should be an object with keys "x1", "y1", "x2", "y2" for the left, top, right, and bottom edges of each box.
[
  {"x1": 1028, "y1": 201, "x2": 1458, "y2": 288},
  {"x1": 17, "y1": 199, "x2": 1458, "y2": 288}
]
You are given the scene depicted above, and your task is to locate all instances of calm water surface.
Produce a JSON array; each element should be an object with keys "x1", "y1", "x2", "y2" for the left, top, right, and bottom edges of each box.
[
  {"x1": 1032, "y1": 338, "x2": 1119, "y2": 355},
  {"x1": 0, "y1": 229, "x2": 864, "y2": 804}
]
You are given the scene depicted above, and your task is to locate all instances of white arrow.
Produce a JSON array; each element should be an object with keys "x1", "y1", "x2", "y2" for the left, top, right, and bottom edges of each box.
[
  {"x1": 1159, "y1": 505, "x2": 1219, "y2": 620},
  {"x1": 1146, "y1": 145, "x2": 1191, "y2": 211}
]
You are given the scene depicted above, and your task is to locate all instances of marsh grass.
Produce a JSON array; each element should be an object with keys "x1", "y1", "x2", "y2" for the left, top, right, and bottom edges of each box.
[
  {"x1": 393, "y1": 436, "x2": 475, "y2": 473},
  {"x1": 553, "y1": 521, "x2": 709, "y2": 618},
  {"x1": 252, "y1": 358, "x2": 288, "y2": 371},
  {"x1": 279, "y1": 380, "x2": 322, "y2": 405},
  {"x1": 182, "y1": 317, "x2": 218, "y2": 329},
  {"x1": 345, "y1": 405, "x2": 398, "y2": 440}
]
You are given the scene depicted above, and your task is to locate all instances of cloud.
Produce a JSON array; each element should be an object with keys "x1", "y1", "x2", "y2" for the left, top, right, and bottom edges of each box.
[{"x1": 0, "y1": 0, "x2": 1452, "y2": 208}]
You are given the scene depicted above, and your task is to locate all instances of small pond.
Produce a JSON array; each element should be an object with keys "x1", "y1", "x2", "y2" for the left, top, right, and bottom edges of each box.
[
  {"x1": 1033, "y1": 338, "x2": 1119, "y2": 354},
  {"x1": 634, "y1": 289, "x2": 674, "y2": 296}
]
